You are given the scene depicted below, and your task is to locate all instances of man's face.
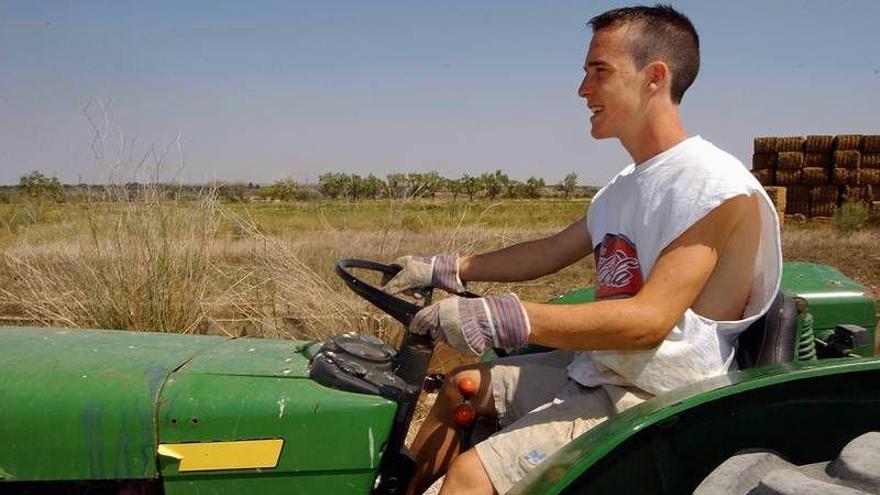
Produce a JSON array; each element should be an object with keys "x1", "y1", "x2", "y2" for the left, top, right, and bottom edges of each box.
[{"x1": 578, "y1": 25, "x2": 646, "y2": 140}]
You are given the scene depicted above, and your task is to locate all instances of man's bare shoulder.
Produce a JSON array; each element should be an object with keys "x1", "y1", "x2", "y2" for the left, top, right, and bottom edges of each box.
[{"x1": 691, "y1": 194, "x2": 762, "y2": 321}]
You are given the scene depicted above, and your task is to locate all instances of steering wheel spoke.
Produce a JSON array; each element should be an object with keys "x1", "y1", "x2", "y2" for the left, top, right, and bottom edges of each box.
[{"x1": 335, "y1": 259, "x2": 425, "y2": 326}]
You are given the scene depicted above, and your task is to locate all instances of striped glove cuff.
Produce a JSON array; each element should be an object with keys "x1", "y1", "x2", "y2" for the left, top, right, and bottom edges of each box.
[
  {"x1": 431, "y1": 253, "x2": 466, "y2": 294},
  {"x1": 454, "y1": 293, "x2": 531, "y2": 355}
]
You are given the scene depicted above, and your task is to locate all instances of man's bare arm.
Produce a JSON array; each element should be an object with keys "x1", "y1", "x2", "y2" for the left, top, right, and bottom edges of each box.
[
  {"x1": 523, "y1": 195, "x2": 753, "y2": 350},
  {"x1": 458, "y1": 217, "x2": 593, "y2": 283}
]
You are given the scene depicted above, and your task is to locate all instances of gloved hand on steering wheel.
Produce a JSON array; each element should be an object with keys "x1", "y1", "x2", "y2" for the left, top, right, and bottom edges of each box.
[
  {"x1": 410, "y1": 293, "x2": 531, "y2": 356},
  {"x1": 383, "y1": 253, "x2": 467, "y2": 295}
]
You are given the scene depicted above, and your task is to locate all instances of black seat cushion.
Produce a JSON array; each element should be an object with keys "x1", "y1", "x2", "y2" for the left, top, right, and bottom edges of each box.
[{"x1": 735, "y1": 292, "x2": 798, "y2": 369}]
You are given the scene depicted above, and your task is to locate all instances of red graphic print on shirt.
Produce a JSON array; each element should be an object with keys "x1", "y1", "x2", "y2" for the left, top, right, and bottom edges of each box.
[{"x1": 594, "y1": 233, "x2": 643, "y2": 300}]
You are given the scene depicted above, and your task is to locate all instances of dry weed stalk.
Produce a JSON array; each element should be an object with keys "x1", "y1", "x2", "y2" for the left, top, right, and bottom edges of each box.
[
  {"x1": 217, "y1": 208, "x2": 399, "y2": 342},
  {"x1": 0, "y1": 186, "x2": 220, "y2": 332}
]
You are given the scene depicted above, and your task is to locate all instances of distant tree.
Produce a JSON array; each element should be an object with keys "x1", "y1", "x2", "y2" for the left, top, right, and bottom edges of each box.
[
  {"x1": 209, "y1": 181, "x2": 248, "y2": 202},
  {"x1": 421, "y1": 171, "x2": 443, "y2": 198},
  {"x1": 480, "y1": 170, "x2": 508, "y2": 200},
  {"x1": 265, "y1": 178, "x2": 301, "y2": 201},
  {"x1": 18, "y1": 171, "x2": 64, "y2": 202},
  {"x1": 460, "y1": 174, "x2": 482, "y2": 201},
  {"x1": 445, "y1": 177, "x2": 464, "y2": 202},
  {"x1": 524, "y1": 177, "x2": 545, "y2": 199},
  {"x1": 318, "y1": 172, "x2": 346, "y2": 199},
  {"x1": 561, "y1": 172, "x2": 578, "y2": 199},
  {"x1": 385, "y1": 173, "x2": 406, "y2": 199},
  {"x1": 346, "y1": 174, "x2": 364, "y2": 200},
  {"x1": 403, "y1": 171, "x2": 442, "y2": 198},
  {"x1": 404, "y1": 172, "x2": 427, "y2": 197},
  {"x1": 505, "y1": 179, "x2": 525, "y2": 198},
  {"x1": 361, "y1": 174, "x2": 385, "y2": 199}
]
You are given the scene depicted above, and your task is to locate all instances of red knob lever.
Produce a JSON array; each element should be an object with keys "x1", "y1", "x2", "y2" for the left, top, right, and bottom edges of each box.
[
  {"x1": 452, "y1": 403, "x2": 476, "y2": 426},
  {"x1": 458, "y1": 377, "x2": 478, "y2": 398}
]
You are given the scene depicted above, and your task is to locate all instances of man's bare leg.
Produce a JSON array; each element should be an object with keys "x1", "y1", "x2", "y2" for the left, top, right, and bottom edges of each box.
[
  {"x1": 407, "y1": 364, "x2": 496, "y2": 495},
  {"x1": 440, "y1": 449, "x2": 494, "y2": 495}
]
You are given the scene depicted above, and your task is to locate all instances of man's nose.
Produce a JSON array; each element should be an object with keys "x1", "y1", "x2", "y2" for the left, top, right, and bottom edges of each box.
[{"x1": 577, "y1": 75, "x2": 590, "y2": 99}]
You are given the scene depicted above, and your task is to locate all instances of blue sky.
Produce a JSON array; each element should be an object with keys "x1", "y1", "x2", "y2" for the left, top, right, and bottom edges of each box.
[{"x1": 1, "y1": 1, "x2": 878, "y2": 186}]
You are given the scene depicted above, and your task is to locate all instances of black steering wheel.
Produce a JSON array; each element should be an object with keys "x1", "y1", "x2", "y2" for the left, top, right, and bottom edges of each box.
[{"x1": 334, "y1": 258, "x2": 424, "y2": 326}]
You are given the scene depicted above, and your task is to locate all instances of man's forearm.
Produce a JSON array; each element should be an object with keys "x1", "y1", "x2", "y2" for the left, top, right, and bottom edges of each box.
[
  {"x1": 458, "y1": 218, "x2": 592, "y2": 283},
  {"x1": 522, "y1": 297, "x2": 671, "y2": 351},
  {"x1": 459, "y1": 238, "x2": 566, "y2": 283}
]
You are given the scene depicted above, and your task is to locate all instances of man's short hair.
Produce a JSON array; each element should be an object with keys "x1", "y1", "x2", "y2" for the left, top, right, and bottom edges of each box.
[{"x1": 588, "y1": 4, "x2": 700, "y2": 104}]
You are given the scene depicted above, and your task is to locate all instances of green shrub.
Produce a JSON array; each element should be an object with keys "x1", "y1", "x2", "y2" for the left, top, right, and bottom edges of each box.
[{"x1": 833, "y1": 200, "x2": 869, "y2": 233}]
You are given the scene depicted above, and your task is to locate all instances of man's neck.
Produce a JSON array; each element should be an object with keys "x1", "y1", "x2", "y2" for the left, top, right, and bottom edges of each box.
[{"x1": 621, "y1": 109, "x2": 689, "y2": 165}]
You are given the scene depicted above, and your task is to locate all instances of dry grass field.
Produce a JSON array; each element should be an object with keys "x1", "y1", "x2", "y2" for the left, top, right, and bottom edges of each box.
[{"x1": 1, "y1": 193, "x2": 878, "y2": 370}]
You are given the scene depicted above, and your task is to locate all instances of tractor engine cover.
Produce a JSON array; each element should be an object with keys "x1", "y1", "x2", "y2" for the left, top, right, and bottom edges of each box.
[{"x1": 309, "y1": 332, "x2": 407, "y2": 397}]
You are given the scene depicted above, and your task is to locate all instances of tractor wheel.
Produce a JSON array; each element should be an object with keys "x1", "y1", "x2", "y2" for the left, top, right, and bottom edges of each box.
[{"x1": 695, "y1": 432, "x2": 880, "y2": 494}]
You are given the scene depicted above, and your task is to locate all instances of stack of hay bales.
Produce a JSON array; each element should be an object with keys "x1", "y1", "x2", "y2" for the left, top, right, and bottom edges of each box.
[
  {"x1": 751, "y1": 134, "x2": 880, "y2": 218},
  {"x1": 763, "y1": 186, "x2": 787, "y2": 226}
]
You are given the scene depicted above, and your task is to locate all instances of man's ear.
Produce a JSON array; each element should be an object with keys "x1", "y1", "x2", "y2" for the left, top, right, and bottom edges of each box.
[{"x1": 645, "y1": 61, "x2": 670, "y2": 95}]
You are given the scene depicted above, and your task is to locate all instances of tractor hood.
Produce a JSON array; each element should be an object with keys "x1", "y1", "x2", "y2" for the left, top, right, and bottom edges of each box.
[
  {"x1": 0, "y1": 328, "x2": 327, "y2": 482},
  {"x1": 0, "y1": 327, "x2": 230, "y2": 482},
  {"x1": 0, "y1": 327, "x2": 397, "y2": 492}
]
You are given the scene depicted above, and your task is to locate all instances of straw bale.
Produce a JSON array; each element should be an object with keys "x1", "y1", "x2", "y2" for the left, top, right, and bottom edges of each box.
[
  {"x1": 862, "y1": 135, "x2": 880, "y2": 153},
  {"x1": 833, "y1": 168, "x2": 860, "y2": 185},
  {"x1": 862, "y1": 153, "x2": 880, "y2": 168},
  {"x1": 785, "y1": 185, "x2": 810, "y2": 202},
  {"x1": 809, "y1": 185, "x2": 838, "y2": 202},
  {"x1": 834, "y1": 134, "x2": 863, "y2": 151},
  {"x1": 752, "y1": 153, "x2": 778, "y2": 170},
  {"x1": 804, "y1": 152, "x2": 832, "y2": 167},
  {"x1": 859, "y1": 168, "x2": 880, "y2": 186},
  {"x1": 804, "y1": 135, "x2": 834, "y2": 152},
  {"x1": 754, "y1": 137, "x2": 779, "y2": 154},
  {"x1": 774, "y1": 170, "x2": 801, "y2": 185},
  {"x1": 841, "y1": 185, "x2": 870, "y2": 202},
  {"x1": 810, "y1": 201, "x2": 838, "y2": 217},
  {"x1": 751, "y1": 169, "x2": 774, "y2": 186},
  {"x1": 777, "y1": 151, "x2": 804, "y2": 170},
  {"x1": 786, "y1": 201, "x2": 809, "y2": 215},
  {"x1": 833, "y1": 150, "x2": 861, "y2": 169},
  {"x1": 776, "y1": 136, "x2": 804, "y2": 152},
  {"x1": 801, "y1": 167, "x2": 829, "y2": 185},
  {"x1": 763, "y1": 186, "x2": 786, "y2": 212}
]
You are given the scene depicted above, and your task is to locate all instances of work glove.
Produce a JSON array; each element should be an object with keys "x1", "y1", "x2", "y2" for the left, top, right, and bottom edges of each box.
[
  {"x1": 383, "y1": 253, "x2": 466, "y2": 295},
  {"x1": 410, "y1": 293, "x2": 531, "y2": 356}
]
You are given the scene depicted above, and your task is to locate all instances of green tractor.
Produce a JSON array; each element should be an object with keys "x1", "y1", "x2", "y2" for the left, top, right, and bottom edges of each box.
[{"x1": 0, "y1": 259, "x2": 877, "y2": 494}]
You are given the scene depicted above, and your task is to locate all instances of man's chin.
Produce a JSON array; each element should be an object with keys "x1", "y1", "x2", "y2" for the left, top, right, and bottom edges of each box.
[{"x1": 590, "y1": 127, "x2": 612, "y2": 139}]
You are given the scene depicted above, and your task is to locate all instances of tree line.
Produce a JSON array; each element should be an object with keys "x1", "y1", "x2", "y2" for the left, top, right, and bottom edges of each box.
[
  {"x1": 7, "y1": 170, "x2": 588, "y2": 203},
  {"x1": 312, "y1": 170, "x2": 580, "y2": 201}
]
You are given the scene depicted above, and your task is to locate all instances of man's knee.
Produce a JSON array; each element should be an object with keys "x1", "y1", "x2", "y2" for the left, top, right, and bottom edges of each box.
[
  {"x1": 442, "y1": 363, "x2": 495, "y2": 416},
  {"x1": 441, "y1": 449, "x2": 494, "y2": 495}
]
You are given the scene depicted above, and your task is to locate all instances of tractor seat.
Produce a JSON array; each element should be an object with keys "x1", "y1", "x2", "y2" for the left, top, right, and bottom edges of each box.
[{"x1": 735, "y1": 291, "x2": 798, "y2": 369}]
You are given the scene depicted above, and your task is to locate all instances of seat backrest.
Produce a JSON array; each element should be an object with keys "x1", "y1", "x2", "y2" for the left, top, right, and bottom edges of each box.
[{"x1": 735, "y1": 292, "x2": 799, "y2": 369}]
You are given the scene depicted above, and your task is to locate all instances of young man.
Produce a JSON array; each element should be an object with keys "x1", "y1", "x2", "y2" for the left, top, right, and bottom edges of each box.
[{"x1": 387, "y1": 5, "x2": 783, "y2": 494}]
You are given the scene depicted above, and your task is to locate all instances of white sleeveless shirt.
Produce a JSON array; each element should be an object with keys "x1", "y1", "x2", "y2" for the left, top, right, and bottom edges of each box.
[{"x1": 566, "y1": 136, "x2": 782, "y2": 395}]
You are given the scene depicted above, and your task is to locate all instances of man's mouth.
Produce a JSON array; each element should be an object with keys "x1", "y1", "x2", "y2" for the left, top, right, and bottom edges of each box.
[{"x1": 589, "y1": 106, "x2": 603, "y2": 120}]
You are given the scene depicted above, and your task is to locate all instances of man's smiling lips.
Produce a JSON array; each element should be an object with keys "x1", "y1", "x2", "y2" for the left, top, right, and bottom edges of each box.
[{"x1": 588, "y1": 105, "x2": 604, "y2": 121}]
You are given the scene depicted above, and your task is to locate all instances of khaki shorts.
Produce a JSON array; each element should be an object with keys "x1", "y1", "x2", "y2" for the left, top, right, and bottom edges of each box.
[{"x1": 474, "y1": 350, "x2": 652, "y2": 494}]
